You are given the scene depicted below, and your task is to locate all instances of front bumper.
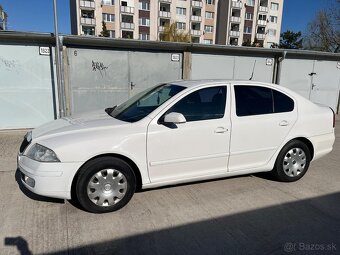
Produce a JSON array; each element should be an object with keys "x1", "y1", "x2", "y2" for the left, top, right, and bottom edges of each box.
[{"x1": 17, "y1": 154, "x2": 83, "y2": 200}]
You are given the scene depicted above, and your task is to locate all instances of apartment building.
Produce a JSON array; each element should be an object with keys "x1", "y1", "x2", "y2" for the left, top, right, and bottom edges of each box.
[
  {"x1": 70, "y1": 0, "x2": 283, "y2": 47},
  {"x1": 216, "y1": 0, "x2": 283, "y2": 48},
  {"x1": 0, "y1": 5, "x2": 8, "y2": 30},
  {"x1": 70, "y1": 0, "x2": 218, "y2": 44}
]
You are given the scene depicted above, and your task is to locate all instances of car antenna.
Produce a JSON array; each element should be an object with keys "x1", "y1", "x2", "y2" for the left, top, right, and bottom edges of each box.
[{"x1": 249, "y1": 60, "x2": 257, "y2": 80}]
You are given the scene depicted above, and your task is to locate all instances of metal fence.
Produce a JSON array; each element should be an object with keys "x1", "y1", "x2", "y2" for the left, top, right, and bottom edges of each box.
[{"x1": 0, "y1": 32, "x2": 340, "y2": 129}]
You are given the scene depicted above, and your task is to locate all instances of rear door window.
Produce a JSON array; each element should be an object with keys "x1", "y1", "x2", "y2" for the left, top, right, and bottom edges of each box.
[
  {"x1": 234, "y1": 85, "x2": 273, "y2": 116},
  {"x1": 273, "y1": 90, "x2": 294, "y2": 113}
]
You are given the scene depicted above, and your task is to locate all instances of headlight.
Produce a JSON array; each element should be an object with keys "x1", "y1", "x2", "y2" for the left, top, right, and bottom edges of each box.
[{"x1": 26, "y1": 144, "x2": 60, "y2": 162}]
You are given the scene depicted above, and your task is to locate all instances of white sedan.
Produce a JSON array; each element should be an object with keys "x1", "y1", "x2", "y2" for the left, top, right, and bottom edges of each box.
[{"x1": 17, "y1": 80, "x2": 335, "y2": 213}]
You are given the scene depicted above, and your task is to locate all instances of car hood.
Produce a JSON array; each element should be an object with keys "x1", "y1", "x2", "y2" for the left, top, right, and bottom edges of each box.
[{"x1": 32, "y1": 110, "x2": 127, "y2": 140}]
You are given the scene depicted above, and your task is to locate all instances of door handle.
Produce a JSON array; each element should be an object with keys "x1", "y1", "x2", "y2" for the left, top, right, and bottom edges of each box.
[
  {"x1": 279, "y1": 120, "x2": 289, "y2": 126},
  {"x1": 215, "y1": 127, "x2": 228, "y2": 133}
]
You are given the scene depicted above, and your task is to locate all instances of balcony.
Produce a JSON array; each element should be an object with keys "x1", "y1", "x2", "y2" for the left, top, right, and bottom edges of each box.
[
  {"x1": 159, "y1": 11, "x2": 171, "y2": 18},
  {"x1": 120, "y1": 6, "x2": 134, "y2": 14},
  {"x1": 159, "y1": 0, "x2": 171, "y2": 3},
  {"x1": 191, "y1": 15, "x2": 202, "y2": 22},
  {"x1": 259, "y1": 6, "x2": 268, "y2": 12},
  {"x1": 81, "y1": 17, "x2": 96, "y2": 25},
  {"x1": 191, "y1": 30, "x2": 201, "y2": 36},
  {"x1": 80, "y1": 0, "x2": 95, "y2": 8},
  {"x1": 258, "y1": 20, "x2": 267, "y2": 26},
  {"x1": 192, "y1": 1, "x2": 203, "y2": 8},
  {"x1": 256, "y1": 33, "x2": 265, "y2": 39},
  {"x1": 231, "y1": 1, "x2": 242, "y2": 8},
  {"x1": 121, "y1": 22, "x2": 135, "y2": 30},
  {"x1": 230, "y1": 16, "x2": 241, "y2": 23},
  {"x1": 230, "y1": 30, "x2": 240, "y2": 37},
  {"x1": 159, "y1": 26, "x2": 165, "y2": 32}
]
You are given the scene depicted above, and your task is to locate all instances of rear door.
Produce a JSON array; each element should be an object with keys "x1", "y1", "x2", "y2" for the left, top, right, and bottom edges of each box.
[{"x1": 228, "y1": 83, "x2": 298, "y2": 172}]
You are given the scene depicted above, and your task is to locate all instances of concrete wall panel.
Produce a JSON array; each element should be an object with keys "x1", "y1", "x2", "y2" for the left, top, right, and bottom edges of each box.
[{"x1": 0, "y1": 45, "x2": 55, "y2": 129}]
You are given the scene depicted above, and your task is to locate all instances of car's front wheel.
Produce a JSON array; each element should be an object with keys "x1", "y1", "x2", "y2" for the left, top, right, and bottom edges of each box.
[
  {"x1": 75, "y1": 157, "x2": 136, "y2": 213},
  {"x1": 271, "y1": 140, "x2": 311, "y2": 182}
]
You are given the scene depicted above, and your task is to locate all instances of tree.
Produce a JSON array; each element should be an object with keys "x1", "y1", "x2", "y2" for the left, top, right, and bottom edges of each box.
[
  {"x1": 100, "y1": 21, "x2": 110, "y2": 37},
  {"x1": 305, "y1": 3, "x2": 340, "y2": 52},
  {"x1": 271, "y1": 30, "x2": 303, "y2": 49},
  {"x1": 160, "y1": 22, "x2": 191, "y2": 43}
]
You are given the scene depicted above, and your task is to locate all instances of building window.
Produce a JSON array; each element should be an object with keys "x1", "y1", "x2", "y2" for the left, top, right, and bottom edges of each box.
[
  {"x1": 245, "y1": 12, "x2": 253, "y2": 20},
  {"x1": 139, "y1": 1, "x2": 150, "y2": 11},
  {"x1": 244, "y1": 26, "x2": 252, "y2": 34},
  {"x1": 257, "y1": 26, "x2": 265, "y2": 34},
  {"x1": 139, "y1": 17, "x2": 150, "y2": 26},
  {"x1": 205, "y1": 11, "x2": 214, "y2": 19},
  {"x1": 268, "y1": 29, "x2": 276, "y2": 36},
  {"x1": 139, "y1": 33, "x2": 150, "y2": 40},
  {"x1": 109, "y1": 30, "x2": 115, "y2": 38},
  {"x1": 203, "y1": 39, "x2": 213, "y2": 44},
  {"x1": 206, "y1": 0, "x2": 215, "y2": 4},
  {"x1": 230, "y1": 37, "x2": 238, "y2": 45},
  {"x1": 102, "y1": 0, "x2": 114, "y2": 5},
  {"x1": 246, "y1": 0, "x2": 255, "y2": 6},
  {"x1": 204, "y1": 25, "x2": 213, "y2": 33},
  {"x1": 176, "y1": 22, "x2": 186, "y2": 30},
  {"x1": 81, "y1": 10, "x2": 94, "y2": 18},
  {"x1": 270, "y1": 16, "x2": 278, "y2": 23},
  {"x1": 176, "y1": 7, "x2": 186, "y2": 15},
  {"x1": 82, "y1": 26, "x2": 95, "y2": 36},
  {"x1": 271, "y1": 2, "x2": 279, "y2": 11},
  {"x1": 258, "y1": 14, "x2": 267, "y2": 21},
  {"x1": 103, "y1": 13, "x2": 115, "y2": 22}
]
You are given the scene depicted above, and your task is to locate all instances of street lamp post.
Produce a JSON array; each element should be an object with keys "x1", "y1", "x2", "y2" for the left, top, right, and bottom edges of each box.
[{"x1": 53, "y1": 0, "x2": 65, "y2": 118}]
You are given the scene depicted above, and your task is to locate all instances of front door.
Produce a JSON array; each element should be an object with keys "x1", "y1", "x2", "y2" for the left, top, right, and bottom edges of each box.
[{"x1": 147, "y1": 85, "x2": 230, "y2": 183}]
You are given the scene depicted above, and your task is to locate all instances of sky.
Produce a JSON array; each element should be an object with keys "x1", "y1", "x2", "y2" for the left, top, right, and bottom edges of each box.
[{"x1": 0, "y1": 0, "x2": 338, "y2": 36}]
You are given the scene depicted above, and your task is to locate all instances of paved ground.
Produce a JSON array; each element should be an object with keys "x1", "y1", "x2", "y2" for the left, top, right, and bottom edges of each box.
[{"x1": 0, "y1": 119, "x2": 340, "y2": 255}]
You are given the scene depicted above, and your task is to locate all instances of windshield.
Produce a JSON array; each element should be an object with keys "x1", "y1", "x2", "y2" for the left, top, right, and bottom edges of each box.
[{"x1": 108, "y1": 83, "x2": 186, "y2": 123}]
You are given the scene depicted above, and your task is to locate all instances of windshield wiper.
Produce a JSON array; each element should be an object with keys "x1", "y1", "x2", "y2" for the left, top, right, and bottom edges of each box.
[{"x1": 105, "y1": 106, "x2": 117, "y2": 117}]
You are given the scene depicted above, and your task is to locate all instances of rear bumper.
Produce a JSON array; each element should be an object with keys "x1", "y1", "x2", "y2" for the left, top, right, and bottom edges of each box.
[
  {"x1": 309, "y1": 132, "x2": 335, "y2": 161},
  {"x1": 17, "y1": 154, "x2": 83, "y2": 200}
]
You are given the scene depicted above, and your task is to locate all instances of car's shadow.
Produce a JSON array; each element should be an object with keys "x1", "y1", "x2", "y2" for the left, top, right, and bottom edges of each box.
[{"x1": 14, "y1": 169, "x2": 64, "y2": 204}]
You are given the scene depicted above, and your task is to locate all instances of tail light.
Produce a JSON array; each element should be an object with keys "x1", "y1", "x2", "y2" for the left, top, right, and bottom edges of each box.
[{"x1": 329, "y1": 107, "x2": 335, "y2": 128}]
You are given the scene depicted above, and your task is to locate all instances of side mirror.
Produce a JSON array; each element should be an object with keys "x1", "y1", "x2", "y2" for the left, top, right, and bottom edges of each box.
[{"x1": 163, "y1": 112, "x2": 186, "y2": 124}]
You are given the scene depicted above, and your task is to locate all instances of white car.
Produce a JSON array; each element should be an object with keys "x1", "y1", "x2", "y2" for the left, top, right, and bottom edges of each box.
[{"x1": 17, "y1": 80, "x2": 335, "y2": 213}]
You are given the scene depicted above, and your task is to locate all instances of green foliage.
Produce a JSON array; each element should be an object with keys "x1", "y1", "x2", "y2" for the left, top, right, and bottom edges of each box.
[
  {"x1": 160, "y1": 22, "x2": 191, "y2": 43},
  {"x1": 305, "y1": 5, "x2": 340, "y2": 52},
  {"x1": 242, "y1": 38, "x2": 263, "y2": 47},
  {"x1": 100, "y1": 21, "x2": 110, "y2": 37},
  {"x1": 271, "y1": 30, "x2": 303, "y2": 49}
]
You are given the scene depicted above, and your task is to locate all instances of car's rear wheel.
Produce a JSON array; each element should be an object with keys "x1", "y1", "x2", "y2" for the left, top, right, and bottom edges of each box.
[
  {"x1": 75, "y1": 157, "x2": 136, "y2": 213},
  {"x1": 272, "y1": 140, "x2": 311, "y2": 182}
]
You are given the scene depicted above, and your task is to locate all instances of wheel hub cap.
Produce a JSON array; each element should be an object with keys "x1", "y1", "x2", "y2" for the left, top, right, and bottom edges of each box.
[
  {"x1": 87, "y1": 169, "x2": 127, "y2": 207},
  {"x1": 283, "y1": 147, "x2": 306, "y2": 177},
  {"x1": 104, "y1": 184, "x2": 112, "y2": 191}
]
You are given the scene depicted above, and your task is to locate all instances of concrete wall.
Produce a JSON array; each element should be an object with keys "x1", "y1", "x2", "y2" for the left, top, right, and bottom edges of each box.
[
  {"x1": 0, "y1": 32, "x2": 339, "y2": 129},
  {"x1": 0, "y1": 44, "x2": 56, "y2": 129}
]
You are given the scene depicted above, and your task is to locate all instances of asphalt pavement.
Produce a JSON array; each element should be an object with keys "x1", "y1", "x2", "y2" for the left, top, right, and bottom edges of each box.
[{"x1": 0, "y1": 118, "x2": 339, "y2": 255}]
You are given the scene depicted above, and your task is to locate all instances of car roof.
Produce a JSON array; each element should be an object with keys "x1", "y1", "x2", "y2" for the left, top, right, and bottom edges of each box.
[{"x1": 170, "y1": 79, "x2": 274, "y2": 88}]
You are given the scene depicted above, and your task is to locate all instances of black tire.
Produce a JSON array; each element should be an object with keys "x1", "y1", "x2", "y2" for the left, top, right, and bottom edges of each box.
[
  {"x1": 271, "y1": 140, "x2": 311, "y2": 182},
  {"x1": 75, "y1": 157, "x2": 136, "y2": 213}
]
